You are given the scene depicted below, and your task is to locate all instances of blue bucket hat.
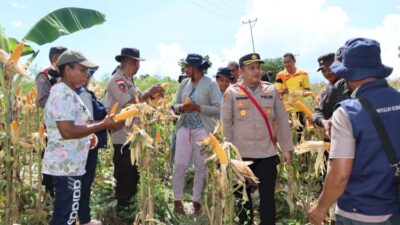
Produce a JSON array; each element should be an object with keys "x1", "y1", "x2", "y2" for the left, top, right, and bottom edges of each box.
[
  {"x1": 183, "y1": 53, "x2": 205, "y2": 67},
  {"x1": 330, "y1": 38, "x2": 393, "y2": 81}
]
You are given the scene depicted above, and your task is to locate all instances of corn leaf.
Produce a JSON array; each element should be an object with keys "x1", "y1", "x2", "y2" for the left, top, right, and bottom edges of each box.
[{"x1": 23, "y1": 7, "x2": 106, "y2": 45}]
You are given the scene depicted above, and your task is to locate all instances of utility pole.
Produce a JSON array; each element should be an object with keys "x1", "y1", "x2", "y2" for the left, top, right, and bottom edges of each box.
[{"x1": 242, "y1": 18, "x2": 257, "y2": 53}]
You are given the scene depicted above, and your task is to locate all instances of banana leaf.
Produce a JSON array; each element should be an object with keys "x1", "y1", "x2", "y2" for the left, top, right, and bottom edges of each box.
[{"x1": 23, "y1": 7, "x2": 106, "y2": 45}]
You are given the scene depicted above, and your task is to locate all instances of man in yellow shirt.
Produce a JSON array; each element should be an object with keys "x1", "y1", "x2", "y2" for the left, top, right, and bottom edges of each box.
[{"x1": 275, "y1": 53, "x2": 311, "y2": 140}]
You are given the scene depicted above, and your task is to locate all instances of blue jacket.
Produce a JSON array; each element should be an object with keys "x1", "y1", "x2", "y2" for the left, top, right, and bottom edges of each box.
[{"x1": 338, "y1": 79, "x2": 400, "y2": 215}]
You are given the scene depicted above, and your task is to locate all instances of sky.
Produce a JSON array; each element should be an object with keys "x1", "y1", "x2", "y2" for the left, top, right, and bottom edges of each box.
[{"x1": 1, "y1": 0, "x2": 400, "y2": 83}]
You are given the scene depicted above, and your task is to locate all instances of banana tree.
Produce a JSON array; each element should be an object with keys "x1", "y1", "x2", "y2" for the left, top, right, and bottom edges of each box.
[{"x1": 0, "y1": 7, "x2": 105, "y2": 224}]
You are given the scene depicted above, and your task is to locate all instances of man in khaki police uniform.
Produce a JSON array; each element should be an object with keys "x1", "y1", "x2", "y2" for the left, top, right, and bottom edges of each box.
[
  {"x1": 104, "y1": 48, "x2": 163, "y2": 223},
  {"x1": 221, "y1": 53, "x2": 294, "y2": 225}
]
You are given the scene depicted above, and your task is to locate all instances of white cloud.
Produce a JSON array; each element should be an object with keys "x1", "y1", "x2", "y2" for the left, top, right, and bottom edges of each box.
[
  {"x1": 11, "y1": 20, "x2": 23, "y2": 28},
  {"x1": 224, "y1": 0, "x2": 400, "y2": 82},
  {"x1": 11, "y1": 2, "x2": 27, "y2": 10},
  {"x1": 140, "y1": 43, "x2": 186, "y2": 80}
]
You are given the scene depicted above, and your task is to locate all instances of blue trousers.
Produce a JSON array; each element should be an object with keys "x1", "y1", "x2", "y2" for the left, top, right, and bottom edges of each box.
[
  {"x1": 336, "y1": 214, "x2": 400, "y2": 225},
  {"x1": 51, "y1": 176, "x2": 82, "y2": 225},
  {"x1": 78, "y1": 149, "x2": 98, "y2": 224}
]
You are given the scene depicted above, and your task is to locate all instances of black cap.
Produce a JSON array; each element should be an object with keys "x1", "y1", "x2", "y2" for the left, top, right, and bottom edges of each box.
[
  {"x1": 316, "y1": 53, "x2": 335, "y2": 72},
  {"x1": 239, "y1": 53, "x2": 264, "y2": 67},
  {"x1": 115, "y1": 48, "x2": 145, "y2": 62},
  {"x1": 215, "y1": 67, "x2": 233, "y2": 80}
]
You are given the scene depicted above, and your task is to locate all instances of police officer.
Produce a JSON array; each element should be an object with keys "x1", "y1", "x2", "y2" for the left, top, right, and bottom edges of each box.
[
  {"x1": 308, "y1": 38, "x2": 400, "y2": 225},
  {"x1": 36, "y1": 46, "x2": 67, "y2": 108},
  {"x1": 221, "y1": 53, "x2": 294, "y2": 225},
  {"x1": 104, "y1": 48, "x2": 163, "y2": 222},
  {"x1": 312, "y1": 50, "x2": 349, "y2": 137}
]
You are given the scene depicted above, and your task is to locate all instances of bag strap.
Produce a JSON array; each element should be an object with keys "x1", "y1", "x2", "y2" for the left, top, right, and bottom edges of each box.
[
  {"x1": 357, "y1": 96, "x2": 400, "y2": 175},
  {"x1": 238, "y1": 84, "x2": 276, "y2": 146}
]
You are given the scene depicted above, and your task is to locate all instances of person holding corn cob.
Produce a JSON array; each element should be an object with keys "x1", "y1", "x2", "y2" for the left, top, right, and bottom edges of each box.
[
  {"x1": 43, "y1": 50, "x2": 121, "y2": 225},
  {"x1": 221, "y1": 53, "x2": 294, "y2": 225},
  {"x1": 172, "y1": 53, "x2": 221, "y2": 215},
  {"x1": 36, "y1": 46, "x2": 68, "y2": 197},
  {"x1": 103, "y1": 48, "x2": 164, "y2": 223},
  {"x1": 75, "y1": 68, "x2": 108, "y2": 225}
]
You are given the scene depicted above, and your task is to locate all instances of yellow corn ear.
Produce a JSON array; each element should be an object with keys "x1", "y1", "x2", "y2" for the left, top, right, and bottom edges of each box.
[
  {"x1": 11, "y1": 120, "x2": 20, "y2": 145},
  {"x1": 114, "y1": 108, "x2": 139, "y2": 121},
  {"x1": 295, "y1": 101, "x2": 312, "y2": 118},
  {"x1": 109, "y1": 102, "x2": 119, "y2": 115},
  {"x1": 162, "y1": 97, "x2": 168, "y2": 108},
  {"x1": 161, "y1": 82, "x2": 168, "y2": 89},
  {"x1": 324, "y1": 141, "x2": 331, "y2": 151},
  {"x1": 39, "y1": 124, "x2": 45, "y2": 139},
  {"x1": 30, "y1": 88, "x2": 37, "y2": 100},
  {"x1": 8, "y1": 42, "x2": 25, "y2": 63},
  {"x1": 155, "y1": 130, "x2": 162, "y2": 143},
  {"x1": 303, "y1": 91, "x2": 313, "y2": 97},
  {"x1": 26, "y1": 95, "x2": 31, "y2": 105},
  {"x1": 184, "y1": 96, "x2": 191, "y2": 104},
  {"x1": 209, "y1": 134, "x2": 228, "y2": 165}
]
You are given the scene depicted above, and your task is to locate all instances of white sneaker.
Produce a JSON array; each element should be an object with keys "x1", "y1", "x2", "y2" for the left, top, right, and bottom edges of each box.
[{"x1": 81, "y1": 220, "x2": 102, "y2": 225}]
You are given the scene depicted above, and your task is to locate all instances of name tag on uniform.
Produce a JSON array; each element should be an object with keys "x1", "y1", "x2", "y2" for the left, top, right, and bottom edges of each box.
[
  {"x1": 261, "y1": 95, "x2": 273, "y2": 99},
  {"x1": 236, "y1": 96, "x2": 249, "y2": 100}
]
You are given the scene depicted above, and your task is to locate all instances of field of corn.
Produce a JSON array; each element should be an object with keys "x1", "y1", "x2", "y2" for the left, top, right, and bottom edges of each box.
[{"x1": 1, "y1": 6, "x2": 400, "y2": 225}]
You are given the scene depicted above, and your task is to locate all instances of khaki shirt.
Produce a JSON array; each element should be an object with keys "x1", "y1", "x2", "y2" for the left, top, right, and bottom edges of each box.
[
  {"x1": 221, "y1": 82, "x2": 293, "y2": 158},
  {"x1": 104, "y1": 67, "x2": 141, "y2": 144}
]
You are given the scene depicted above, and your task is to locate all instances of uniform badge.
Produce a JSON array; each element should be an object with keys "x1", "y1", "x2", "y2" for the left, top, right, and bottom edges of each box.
[
  {"x1": 238, "y1": 91, "x2": 246, "y2": 97},
  {"x1": 240, "y1": 109, "x2": 247, "y2": 116},
  {"x1": 252, "y1": 54, "x2": 258, "y2": 60},
  {"x1": 116, "y1": 79, "x2": 126, "y2": 93},
  {"x1": 265, "y1": 108, "x2": 272, "y2": 115},
  {"x1": 263, "y1": 90, "x2": 270, "y2": 95}
]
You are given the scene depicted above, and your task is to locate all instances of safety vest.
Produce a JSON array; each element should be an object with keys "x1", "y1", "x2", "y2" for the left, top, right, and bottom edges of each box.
[{"x1": 338, "y1": 79, "x2": 400, "y2": 215}]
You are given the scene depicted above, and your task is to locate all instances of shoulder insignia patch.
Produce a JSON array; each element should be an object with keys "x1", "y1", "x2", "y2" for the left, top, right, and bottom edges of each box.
[{"x1": 116, "y1": 79, "x2": 126, "y2": 93}]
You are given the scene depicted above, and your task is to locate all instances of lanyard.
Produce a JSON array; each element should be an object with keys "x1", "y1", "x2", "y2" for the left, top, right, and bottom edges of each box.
[{"x1": 238, "y1": 84, "x2": 276, "y2": 146}]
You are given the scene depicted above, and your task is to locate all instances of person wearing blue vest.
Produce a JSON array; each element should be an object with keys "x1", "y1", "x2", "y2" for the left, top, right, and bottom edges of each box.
[
  {"x1": 76, "y1": 68, "x2": 108, "y2": 225},
  {"x1": 308, "y1": 38, "x2": 400, "y2": 225}
]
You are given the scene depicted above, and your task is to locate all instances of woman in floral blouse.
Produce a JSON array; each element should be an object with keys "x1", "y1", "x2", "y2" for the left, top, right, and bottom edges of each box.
[{"x1": 43, "y1": 50, "x2": 120, "y2": 225}]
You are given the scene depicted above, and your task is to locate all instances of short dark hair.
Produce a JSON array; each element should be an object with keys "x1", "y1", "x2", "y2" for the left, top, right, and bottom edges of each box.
[
  {"x1": 283, "y1": 53, "x2": 296, "y2": 62},
  {"x1": 227, "y1": 61, "x2": 239, "y2": 69},
  {"x1": 49, "y1": 46, "x2": 67, "y2": 62}
]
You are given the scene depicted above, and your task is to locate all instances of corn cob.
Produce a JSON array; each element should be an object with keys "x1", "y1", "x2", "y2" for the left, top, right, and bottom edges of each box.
[
  {"x1": 303, "y1": 91, "x2": 313, "y2": 97},
  {"x1": 8, "y1": 42, "x2": 25, "y2": 63},
  {"x1": 161, "y1": 83, "x2": 168, "y2": 89},
  {"x1": 109, "y1": 102, "x2": 119, "y2": 115},
  {"x1": 184, "y1": 96, "x2": 191, "y2": 104},
  {"x1": 295, "y1": 101, "x2": 312, "y2": 118},
  {"x1": 39, "y1": 124, "x2": 45, "y2": 139},
  {"x1": 155, "y1": 130, "x2": 162, "y2": 143},
  {"x1": 114, "y1": 108, "x2": 139, "y2": 121},
  {"x1": 209, "y1": 133, "x2": 228, "y2": 165},
  {"x1": 29, "y1": 88, "x2": 37, "y2": 101},
  {"x1": 11, "y1": 120, "x2": 20, "y2": 146}
]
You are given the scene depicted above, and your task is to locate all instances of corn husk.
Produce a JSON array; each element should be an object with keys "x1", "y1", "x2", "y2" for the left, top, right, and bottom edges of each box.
[{"x1": 230, "y1": 159, "x2": 258, "y2": 184}]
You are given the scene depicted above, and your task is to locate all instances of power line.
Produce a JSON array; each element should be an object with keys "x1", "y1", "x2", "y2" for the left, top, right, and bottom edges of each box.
[
  {"x1": 189, "y1": 0, "x2": 238, "y2": 20},
  {"x1": 199, "y1": 0, "x2": 243, "y2": 18},
  {"x1": 219, "y1": 0, "x2": 247, "y2": 16}
]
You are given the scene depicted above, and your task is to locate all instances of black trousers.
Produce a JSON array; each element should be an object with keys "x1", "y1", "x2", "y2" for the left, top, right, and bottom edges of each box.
[
  {"x1": 113, "y1": 144, "x2": 140, "y2": 211},
  {"x1": 236, "y1": 156, "x2": 278, "y2": 225}
]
